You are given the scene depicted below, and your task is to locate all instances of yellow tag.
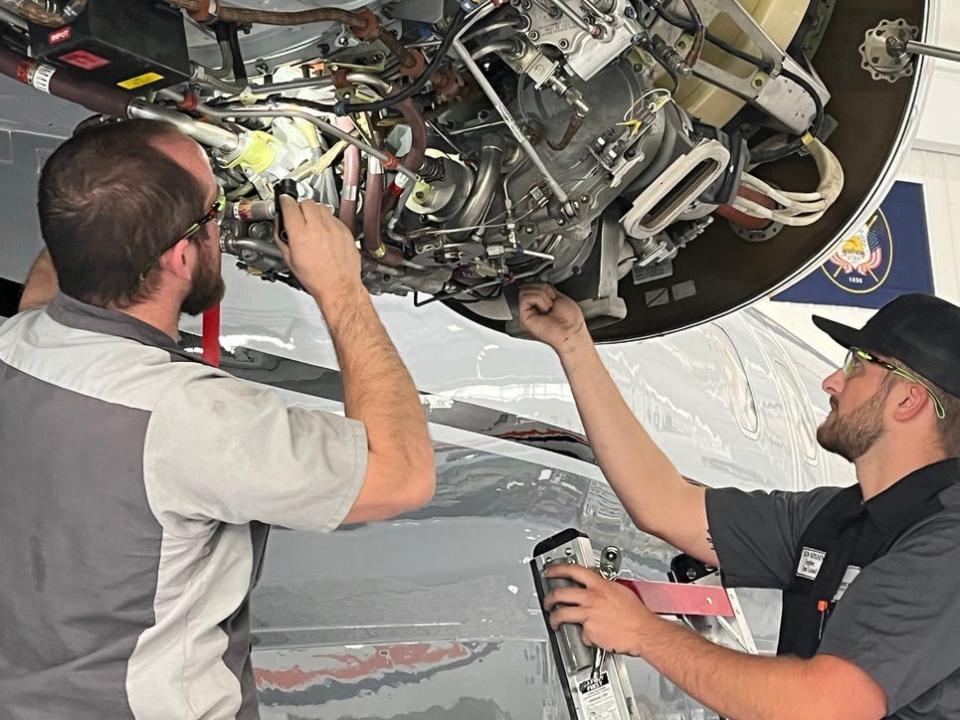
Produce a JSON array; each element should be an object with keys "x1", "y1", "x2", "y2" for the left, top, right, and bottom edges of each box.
[
  {"x1": 801, "y1": 132, "x2": 815, "y2": 146},
  {"x1": 117, "y1": 72, "x2": 164, "y2": 90}
]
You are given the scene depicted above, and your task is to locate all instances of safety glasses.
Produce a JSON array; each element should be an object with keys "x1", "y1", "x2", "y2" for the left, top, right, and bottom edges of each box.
[
  {"x1": 843, "y1": 347, "x2": 946, "y2": 420},
  {"x1": 139, "y1": 193, "x2": 226, "y2": 281}
]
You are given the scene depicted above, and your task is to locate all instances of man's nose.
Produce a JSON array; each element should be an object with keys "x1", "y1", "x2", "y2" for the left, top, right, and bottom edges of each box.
[{"x1": 822, "y1": 367, "x2": 845, "y2": 397}]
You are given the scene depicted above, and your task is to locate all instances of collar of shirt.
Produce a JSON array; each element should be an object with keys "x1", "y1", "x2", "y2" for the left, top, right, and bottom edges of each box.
[
  {"x1": 864, "y1": 458, "x2": 960, "y2": 533},
  {"x1": 45, "y1": 292, "x2": 204, "y2": 364}
]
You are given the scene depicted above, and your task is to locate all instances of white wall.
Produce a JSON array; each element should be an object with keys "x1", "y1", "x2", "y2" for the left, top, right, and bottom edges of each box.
[{"x1": 755, "y1": 3, "x2": 960, "y2": 363}]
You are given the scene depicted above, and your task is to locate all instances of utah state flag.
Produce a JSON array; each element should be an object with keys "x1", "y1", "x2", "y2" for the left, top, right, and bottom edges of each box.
[{"x1": 772, "y1": 181, "x2": 934, "y2": 309}]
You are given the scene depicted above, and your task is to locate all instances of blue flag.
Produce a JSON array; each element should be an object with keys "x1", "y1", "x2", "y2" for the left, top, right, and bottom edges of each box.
[{"x1": 772, "y1": 181, "x2": 934, "y2": 309}]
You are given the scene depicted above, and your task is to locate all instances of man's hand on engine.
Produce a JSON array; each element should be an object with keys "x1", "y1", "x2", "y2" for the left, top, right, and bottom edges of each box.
[
  {"x1": 276, "y1": 196, "x2": 362, "y2": 309},
  {"x1": 518, "y1": 283, "x2": 590, "y2": 356}
]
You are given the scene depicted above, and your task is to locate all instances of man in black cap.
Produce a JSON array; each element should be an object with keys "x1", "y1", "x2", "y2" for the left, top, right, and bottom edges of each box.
[{"x1": 519, "y1": 284, "x2": 960, "y2": 720}]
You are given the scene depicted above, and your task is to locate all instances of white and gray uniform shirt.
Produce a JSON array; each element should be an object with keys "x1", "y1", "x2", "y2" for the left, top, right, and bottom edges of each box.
[{"x1": 0, "y1": 293, "x2": 367, "y2": 719}]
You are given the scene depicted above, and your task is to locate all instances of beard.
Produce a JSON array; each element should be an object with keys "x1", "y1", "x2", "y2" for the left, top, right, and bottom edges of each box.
[
  {"x1": 816, "y1": 382, "x2": 890, "y2": 462},
  {"x1": 180, "y1": 239, "x2": 225, "y2": 316}
]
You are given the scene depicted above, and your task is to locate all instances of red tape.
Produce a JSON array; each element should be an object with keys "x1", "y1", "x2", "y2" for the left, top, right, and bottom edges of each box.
[
  {"x1": 16, "y1": 60, "x2": 34, "y2": 84},
  {"x1": 202, "y1": 304, "x2": 221, "y2": 367}
]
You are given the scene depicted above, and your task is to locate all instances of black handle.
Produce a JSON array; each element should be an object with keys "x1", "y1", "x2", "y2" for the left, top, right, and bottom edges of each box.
[{"x1": 274, "y1": 179, "x2": 299, "y2": 243}]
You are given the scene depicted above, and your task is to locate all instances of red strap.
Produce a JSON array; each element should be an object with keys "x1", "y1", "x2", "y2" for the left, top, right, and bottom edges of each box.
[
  {"x1": 616, "y1": 578, "x2": 734, "y2": 617},
  {"x1": 202, "y1": 304, "x2": 221, "y2": 367}
]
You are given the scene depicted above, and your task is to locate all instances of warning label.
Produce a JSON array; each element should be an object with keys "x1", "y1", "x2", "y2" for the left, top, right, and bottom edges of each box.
[
  {"x1": 578, "y1": 672, "x2": 618, "y2": 720},
  {"x1": 117, "y1": 72, "x2": 164, "y2": 90},
  {"x1": 60, "y1": 50, "x2": 111, "y2": 71}
]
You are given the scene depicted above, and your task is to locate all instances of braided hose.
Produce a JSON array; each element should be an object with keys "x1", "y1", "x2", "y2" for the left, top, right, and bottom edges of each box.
[
  {"x1": 163, "y1": 0, "x2": 369, "y2": 29},
  {"x1": 0, "y1": 0, "x2": 87, "y2": 27}
]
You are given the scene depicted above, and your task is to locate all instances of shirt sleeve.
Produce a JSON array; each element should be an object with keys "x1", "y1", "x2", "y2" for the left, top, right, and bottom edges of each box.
[
  {"x1": 705, "y1": 485, "x2": 842, "y2": 589},
  {"x1": 818, "y1": 511, "x2": 960, "y2": 714},
  {"x1": 144, "y1": 370, "x2": 367, "y2": 533}
]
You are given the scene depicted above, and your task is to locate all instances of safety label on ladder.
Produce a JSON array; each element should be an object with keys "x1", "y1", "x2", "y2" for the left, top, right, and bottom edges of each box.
[{"x1": 579, "y1": 672, "x2": 618, "y2": 720}]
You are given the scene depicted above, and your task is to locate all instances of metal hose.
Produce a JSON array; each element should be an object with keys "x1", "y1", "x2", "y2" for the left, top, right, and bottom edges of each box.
[
  {"x1": 363, "y1": 156, "x2": 385, "y2": 256},
  {"x1": 162, "y1": 0, "x2": 369, "y2": 28},
  {"x1": 0, "y1": 0, "x2": 86, "y2": 26},
  {"x1": 0, "y1": 44, "x2": 132, "y2": 118},
  {"x1": 336, "y1": 117, "x2": 361, "y2": 235},
  {"x1": 380, "y1": 97, "x2": 427, "y2": 216}
]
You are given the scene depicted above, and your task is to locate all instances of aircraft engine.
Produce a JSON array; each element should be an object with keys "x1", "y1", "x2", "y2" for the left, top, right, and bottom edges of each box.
[{"x1": 0, "y1": 0, "x2": 932, "y2": 339}]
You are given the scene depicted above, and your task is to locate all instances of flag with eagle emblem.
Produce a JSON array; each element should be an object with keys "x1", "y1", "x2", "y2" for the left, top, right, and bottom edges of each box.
[{"x1": 772, "y1": 181, "x2": 933, "y2": 309}]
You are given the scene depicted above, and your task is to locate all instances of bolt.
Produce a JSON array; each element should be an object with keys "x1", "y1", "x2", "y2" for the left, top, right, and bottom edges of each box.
[
  {"x1": 565, "y1": 547, "x2": 573, "y2": 556},
  {"x1": 415, "y1": 191, "x2": 425, "y2": 200},
  {"x1": 624, "y1": 5, "x2": 636, "y2": 18},
  {"x1": 753, "y1": 75, "x2": 765, "y2": 88},
  {"x1": 524, "y1": 225, "x2": 535, "y2": 234},
  {"x1": 557, "y1": 218, "x2": 566, "y2": 226},
  {"x1": 558, "y1": 39, "x2": 569, "y2": 50},
  {"x1": 580, "y1": 194, "x2": 590, "y2": 203},
  {"x1": 528, "y1": 30, "x2": 540, "y2": 41},
  {"x1": 336, "y1": 36, "x2": 349, "y2": 47}
]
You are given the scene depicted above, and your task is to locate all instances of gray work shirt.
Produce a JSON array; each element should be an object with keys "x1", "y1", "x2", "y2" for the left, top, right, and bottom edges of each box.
[
  {"x1": 707, "y1": 463, "x2": 960, "y2": 719},
  {"x1": 0, "y1": 293, "x2": 367, "y2": 719}
]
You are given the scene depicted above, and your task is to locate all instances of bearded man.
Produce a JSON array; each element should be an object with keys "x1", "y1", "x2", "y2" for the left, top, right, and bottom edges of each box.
[
  {"x1": 519, "y1": 283, "x2": 960, "y2": 720},
  {"x1": 0, "y1": 119, "x2": 434, "y2": 719}
]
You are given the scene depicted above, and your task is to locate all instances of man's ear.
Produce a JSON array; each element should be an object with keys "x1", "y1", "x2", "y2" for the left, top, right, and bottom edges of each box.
[
  {"x1": 157, "y1": 238, "x2": 193, "y2": 282},
  {"x1": 891, "y1": 382, "x2": 931, "y2": 422}
]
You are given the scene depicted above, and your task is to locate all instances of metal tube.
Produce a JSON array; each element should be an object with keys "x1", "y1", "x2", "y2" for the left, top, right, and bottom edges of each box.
[
  {"x1": 452, "y1": 39, "x2": 570, "y2": 208},
  {"x1": 450, "y1": 136, "x2": 505, "y2": 237},
  {"x1": 247, "y1": 71, "x2": 391, "y2": 97},
  {"x1": 461, "y1": 17, "x2": 525, "y2": 42},
  {"x1": 470, "y1": 39, "x2": 518, "y2": 60},
  {"x1": 446, "y1": 120, "x2": 508, "y2": 136},
  {"x1": 363, "y1": 156, "x2": 385, "y2": 255},
  {"x1": 196, "y1": 102, "x2": 399, "y2": 171},
  {"x1": 128, "y1": 100, "x2": 241, "y2": 152},
  {"x1": 337, "y1": 117, "x2": 361, "y2": 235},
  {"x1": 224, "y1": 237, "x2": 284, "y2": 260},
  {"x1": 903, "y1": 39, "x2": 960, "y2": 64}
]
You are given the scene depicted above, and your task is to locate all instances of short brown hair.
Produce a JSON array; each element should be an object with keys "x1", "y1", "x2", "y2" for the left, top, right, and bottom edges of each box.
[{"x1": 37, "y1": 119, "x2": 206, "y2": 308}]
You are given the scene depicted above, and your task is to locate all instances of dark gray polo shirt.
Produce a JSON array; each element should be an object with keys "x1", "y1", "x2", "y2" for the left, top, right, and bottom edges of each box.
[
  {"x1": 707, "y1": 461, "x2": 960, "y2": 719},
  {"x1": 0, "y1": 294, "x2": 367, "y2": 719}
]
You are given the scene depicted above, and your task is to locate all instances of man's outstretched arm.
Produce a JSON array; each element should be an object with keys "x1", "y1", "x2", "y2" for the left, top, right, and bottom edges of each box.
[
  {"x1": 19, "y1": 249, "x2": 59, "y2": 311},
  {"x1": 519, "y1": 284, "x2": 716, "y2": 565}
]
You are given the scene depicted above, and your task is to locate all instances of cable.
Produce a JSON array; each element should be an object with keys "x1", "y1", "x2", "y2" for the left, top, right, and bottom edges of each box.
[
  {"x1": 337, "y1": 8, "x2": 467, "y2": 114},
  {"x1": 676, "y1": 0, "x2": 705, "y2": 66},
  {"x1": 653, "y1": 4, "x2": 773, "y2": 73}
]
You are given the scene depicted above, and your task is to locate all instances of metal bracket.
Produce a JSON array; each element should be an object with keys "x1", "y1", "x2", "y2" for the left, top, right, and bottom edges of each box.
[
  {"x1": 859, "y1": 19, "x2": 920, "y2": 83},
  {"x1": 860, "y1": 18, "x2": 960, "y2": 83}
]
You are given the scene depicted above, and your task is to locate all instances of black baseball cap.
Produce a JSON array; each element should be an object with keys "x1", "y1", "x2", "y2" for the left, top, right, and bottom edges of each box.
[{"x1": 812, "y1": 293, "x2": 960, "y2": 399}]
